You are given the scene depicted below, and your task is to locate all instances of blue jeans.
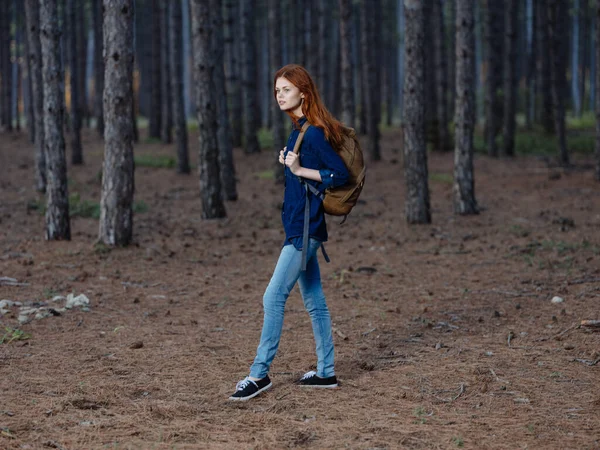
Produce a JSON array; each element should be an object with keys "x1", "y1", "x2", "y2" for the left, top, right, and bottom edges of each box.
[{"x1": 249, "y1": 238, "x2": 335, "y2": 379}]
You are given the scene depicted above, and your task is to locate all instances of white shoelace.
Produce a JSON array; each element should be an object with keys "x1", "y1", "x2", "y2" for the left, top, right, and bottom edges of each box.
[
  {"x1": 235, "y1": 377, "x2": 257, "y2": 391},
  {"x1": 300, "y1": 370, "x2": 317, "y2": 381}
]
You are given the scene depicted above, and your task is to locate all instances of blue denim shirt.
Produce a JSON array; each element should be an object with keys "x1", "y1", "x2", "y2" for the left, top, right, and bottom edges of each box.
[{"x1": 282, "y1": 117, "x2": 349, "y2": 249}]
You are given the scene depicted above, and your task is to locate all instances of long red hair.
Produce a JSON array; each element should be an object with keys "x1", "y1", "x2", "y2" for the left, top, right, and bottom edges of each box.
[{"x1": 273, "y1": 64, "x2": 344, "y2": 148}]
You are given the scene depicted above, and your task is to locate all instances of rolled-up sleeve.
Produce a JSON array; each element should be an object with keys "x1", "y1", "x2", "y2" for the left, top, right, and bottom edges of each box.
[{"x1": 305, "y1": 127, "x2": 349, "y2": 190}]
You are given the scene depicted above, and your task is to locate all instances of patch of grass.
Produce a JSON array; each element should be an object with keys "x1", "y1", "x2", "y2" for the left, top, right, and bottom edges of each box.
[
  {"x1": 452, "y1": 436, "x2": 464, "y2": 448},
  {"x1": 70, "y1": 193, "x2": 100, "y2": 219},
  {"x1": 258, "y1": 127, "x2": 275, "y2": 150},
  {"x1": 509, "y1": 224, "x2": 530, "y2": 238},
  {"x1": 26, "y1": 198, "x2": 45, "y2": 215},
  {"x1": 429, "y1": 173, "x2": 453, "y2": 184},
  {"x1": 549, "y1": 371, "x2": 562, "y2": 378},
  {"x1": 566, "y1": 111, "x2": 596, "y2": 130},
  {"x1": 256, "y1": 169, "x2": 275, "y2": 180},
  {"x1": 413, "y1": 406, "x2": 429, "y2": 424},
  {"x1": 93, "y1": 241, "x2": 112, "y2": 255},
  {"x1": 1, "y1": 327, "x2": 31, "y2": 345},
  {"x1": 135, "y1": 154, "x2": 176, "y2": 168},
  {"x1": 43, "y1": 288, "x2": 58, "y2": 299},
  {"x1": 133, "y1": 200, "x2": 149, "y2": 214}
]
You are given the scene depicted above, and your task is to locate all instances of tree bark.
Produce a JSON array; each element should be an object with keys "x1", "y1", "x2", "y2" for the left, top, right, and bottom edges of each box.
[
  {"x1": 403, "y1": 0, "x2": 431, "y2": 224},
  {"x1": 223, "y1": 0, "x2": 242, "y2": 147},
  {"x1": 572, "y1": 0, "x2": 582, "y2": 117},
  {"x1": 548, "y1": 0, "x2": 569, "y2": 166},
  {"x1": 360, "y1": 0, "x2": 381, "y2": 160},
  {"x1": 484, "y1": 0, "x2": 504, "y2": 156},
  {"x1": 40, "y1": 0, "x2": 70, "y2": 240},
  {"x1": 93, "y1": 0, "x2": 104, "y2": 136},
  {"x1": 1, "y1": 0, "x2": 13, "y2": 131},
  {"x1": 76, "y1": 0, "x2": 88, "y2": 127},
  {"x1": 25, "y1": 0, "x2": 46, "y2": 192},
  {"x1": 525, "y1": 0, "x2": 537, "y2": 129},
  {"x1": 212, "y1": 0, "x2": 237, "y2": 200},
  {"x1": 190, "y1": 0, "x2": 226, "y2": 218},
  {"x1": 160, "y1": 0, "x2": 172, "y2": 143},
  {"x1": 502, "y1": 0, "x2": 518, "y2": 156},
  {"x1": 148, "y1": 0, "x2": 161, "y2": 138},
  {"x1": 67, "y1": 0, "x2": 83, "y2": 164},
  {"x1": 99, "y1": 0, "x2": 135, "y2": 246},
  {"x1": 268, "y1": 0, "x2": 286, "y2": 184},
  {"x1": 537, "y1": 0, "x2": 554, "y2": 132},
  {"x1": 23, "y1": 1, "x2": 36, "y2": 142},
  {"x1": 240, "y1": 0, "x2": 260, "y2": 153},
  {"x1": 454, "y1": 0, "x2": 478, "y2": 215},
  {"x1": 295, "y1": 1, "x2": 306, "y2": 66},
  {"x1": 339, "y1": 0, "x2": 355, "y2": 127},
  {"x1": 596, "y1": 0, "x2": 600, "y2": 180},
  {"x1": 169, "y1": 0, "x2": 189, "y2": 174},
  {"x1": 433, "y1": 0, "x2": 450, "y2": 152}
]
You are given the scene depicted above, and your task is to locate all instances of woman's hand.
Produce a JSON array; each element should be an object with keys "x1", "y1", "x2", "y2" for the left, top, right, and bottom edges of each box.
[
  {"x1": 284, "y1": 150, "x2": 301, "y2": 175},
  {"x1": 278, "y1": 147, "x2": 286, "y2": 165}
]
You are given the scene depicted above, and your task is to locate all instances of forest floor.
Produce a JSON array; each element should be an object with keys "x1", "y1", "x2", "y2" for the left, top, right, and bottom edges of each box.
[{"x1": 1, "y1": 127, "x2": 599, "y2": 450}]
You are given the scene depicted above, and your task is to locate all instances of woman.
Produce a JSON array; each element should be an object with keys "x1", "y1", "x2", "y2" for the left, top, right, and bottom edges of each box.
[{"x1": 229, "y1": 65, "x2": 349, "y2": 401}]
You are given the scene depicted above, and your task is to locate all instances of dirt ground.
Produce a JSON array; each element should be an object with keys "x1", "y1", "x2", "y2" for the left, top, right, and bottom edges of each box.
[{"x1": 1, "y1": 128, "x2": 599, "y2": 450}]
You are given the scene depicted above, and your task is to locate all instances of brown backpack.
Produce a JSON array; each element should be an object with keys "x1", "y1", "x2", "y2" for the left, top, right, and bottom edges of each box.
[{"x1": 293, "y1": 122, "x2": 366, "y2": 221}]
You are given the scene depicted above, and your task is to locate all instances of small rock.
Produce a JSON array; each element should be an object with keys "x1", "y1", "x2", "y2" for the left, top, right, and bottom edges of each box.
[
  {"x1": 0, "y1": 299, "x2": 22, "y2": 309},
  {"x1": 563, "y1": 343, "x2": 575, "y2": 350},
  {"x1": 0, "y1": 308, "x2": 10, "y2": 315},
  {"x1": 130, "y1": 341, "x2": 144, "y2": 349},
  {"x1": 551, "y1": 296, "x2": 564, "y2": 304},
  {"x1": 514, "y1": 398, "x2": 530, "y2": 404},
  {"x1": 435, "y1": 342, "x2": 443, "y2": 350},
  {"x1": 51, "y1": 295, "x2": 66, "y2": 303},
  {"x1": 34, "y1": 309, "x2": 52, "y2": 320},
  {"x1": 65, "y1": 293, "x2": 90, "y2": 309},
  {"x1": 485, "y1": 351, "x2": 494, "y2": 357}
]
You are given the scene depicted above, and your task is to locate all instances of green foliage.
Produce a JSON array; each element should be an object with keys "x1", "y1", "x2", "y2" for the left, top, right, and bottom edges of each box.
[
  {"x1": 258, "y1": 127, "x2": 274, "y2": 150},
  {"x1": 256, "y1": 170, "x2": 275, "y2": 180},
  {"x1": 135, "y1": 154, "x2": 176, "y2": 168},
  {"x1": 452, "y1": 436, "x2": 465, "y2": 448},
  {"x1": 1, "y1": 327, "x2": 31, "y2": 345},
  {"x1": 26, "y1": 198, "x2": 45, "y2": 215},
  {"x1": 429, "y1": 173, "x2": 453, "y2": 184},
  {"x1": 133, "y1": 200, "x2": 149, "y2": 214},
  {"x1": 69, "y1": 193, "x2": 100, "y2": 219},
  {"x1": 566, "y1": 111, "x2": 596, "y2": 130}
]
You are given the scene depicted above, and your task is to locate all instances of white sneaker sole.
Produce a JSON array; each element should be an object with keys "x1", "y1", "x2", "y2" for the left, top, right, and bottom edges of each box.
[{"x1": 228, "y1": 382, "x2": 272, "y2": 401}]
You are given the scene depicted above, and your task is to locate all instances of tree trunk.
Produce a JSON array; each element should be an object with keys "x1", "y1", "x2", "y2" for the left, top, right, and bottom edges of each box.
[
  {"x1": 318, "y1": 0, "x2": 329, "y2": 98},
  {"x1": 212, "y1": 0, "x2": 237, "y2": 200},
  {"x1": 403, "y1": 0, "x2": 431, "y2": 224},
  {"x1": 67, "y1": 0, "x2": 83, "y2": 164},
  {"x1": 25, "y1": 0, "x2": 46, "y2": 192},
  {"x1": 169, "y1": 0, "x2": 189, "y2": 174},
  {"x1": 454, "y1": 0, "x2": 478, "y2": 215},
  {"x1": 23, "y1": 1, "x2": 36, "y2": 143},
  {"x1": 398, "y1": 0, "x2": 404, "y2": 120},
  {"x1": 424, "y1": 0, "x2": 438, "y2": 149},
  {"x1": 339, "y1": 0, "x2": 355, "y2": 127},
  {"x1": 579, "y1": 0, "x2": 588, "y2": 116},
  {"x1": 1, "y1": 0, "x2": 13, "y2": 131},
  {"x1": 307, "y1": 0, "x2": 319, "y2": 77},
  {"x1": 135, "y1": 0, "x2": 151, "y2": 118},
  {"x1": 446, "y1": 0, "x2": 457, "y2": 117},
  {"x1": 548, "y1": 0, "x2": 569, "y2": 166},
  {"x1": 572, "y1": 0, "x2": 582, "y2": 117},
  {"x1": 76, "y1": 0, "x2": 88, "y2": 127},
  {"x1": 502, "y1": 0, "x2": 518, "y2": 156},
  {"x1": 190, "y1": 0, "x2": 226, "y2": 218},
  {"x1": 484, "y1": 0, "x2": 504, "y2": 156},
  {"x1": 99, "y1": 0, "x2": 135, "y2": 246},
  {"x1": 240, "y1": 0, "x2": 260, "y2": 153},
  {"x1": 525, "y1": 0, "x2": 537, "y2": 129},
  {"x1": 537, "y1": 0, "x2": 554, "y2": 132},
  {"x1": 148, "y1": 0, "x2": 161, "y2": 138},
  {"x1": 590, "y1": 4, "x2": 596, "y2": 112},
  {"x1": 360, "y1": 0, "x2": 381, "y2": 160},
  {"x1": 295, "y1": 1, "x2": 306, "y2": 66},
  {"x1": 93, "y1": 0, "x2": 104, "y2": 136},
  {"x1": 433, "y1": 0, "x2": 450, "y2": 151},
  {"x1": 160, "y1": 0, "x2": 172, "y2": 143},
  {"x1": 223, "y1": 0, "x2": 242, "y2": 147},
  {"x1": 40, "y1": 0, "x2": 70, "y2": 240},
  {"x1": 268, "y1": 0, "x2": 286, "y2": 184},
  {"x1": 596, "y1": 0, "x2": 600, "y2": 179}
]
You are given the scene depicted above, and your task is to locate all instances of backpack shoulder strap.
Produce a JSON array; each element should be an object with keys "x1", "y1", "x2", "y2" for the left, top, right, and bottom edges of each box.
[{"x1": 292, "y1": 121, "x2": 311, "y2": 154}]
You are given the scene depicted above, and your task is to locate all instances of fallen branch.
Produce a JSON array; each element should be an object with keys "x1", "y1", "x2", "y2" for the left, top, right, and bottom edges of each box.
[
  {"x1": 489, "y1": 368, "x2": 509, "y2": 384},
  {"x1": 568, "y1": 277, "x2": 600, "y2": 285},
  {"x1": 434, "y1": 383, "x2": 465, "y2": 403},
  {"x1": 507, "y1": 331, "x2": 514, "y2": 348},
  {"x1": 580, "y1": 320, "x2": 600, "y2": 328},
  {"x1": 332, "y1": 326, "x2": 348, "y2": 340},
  {"x1": 554, "y1": 323, "x2": 579, "y2": 340},
  {"x1": 574, "y1": 358, "x2": 600, "y2": 366}
]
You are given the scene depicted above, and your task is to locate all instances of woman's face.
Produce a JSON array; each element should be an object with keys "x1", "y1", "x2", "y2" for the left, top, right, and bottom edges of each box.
[{"x1": 275, "y1": 77, "x2": 304, "y2": 116}]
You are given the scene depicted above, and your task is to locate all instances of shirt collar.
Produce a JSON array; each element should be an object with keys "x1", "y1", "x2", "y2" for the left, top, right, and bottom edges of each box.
[{"x1": 293, "y1": 116, "x2": 307, "y2": 130}]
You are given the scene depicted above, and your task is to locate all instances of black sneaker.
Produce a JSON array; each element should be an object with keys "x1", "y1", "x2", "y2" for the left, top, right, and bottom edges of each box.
[
  {"x1": 295, "y1": 371, "x2": 338, "y2": 388},
  {"x1": 228, "y1": 376, "x2": 272, "y2": 401}
]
